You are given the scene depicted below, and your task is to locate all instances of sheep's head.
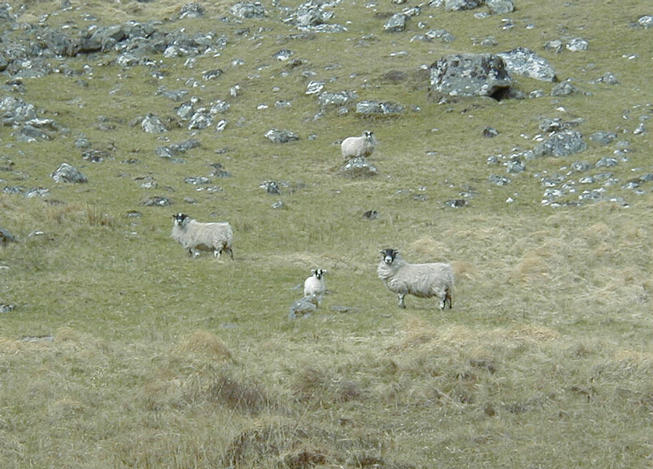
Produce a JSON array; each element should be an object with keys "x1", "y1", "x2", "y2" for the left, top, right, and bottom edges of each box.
[
  {"x1": 312, "y1": 268, "x2": 326, "y2": 279},
  {"x1": 364, "y1": 130, "x2": 374, "y2": 140},
  {"x1": 172, "y1": 213, "x2": 190, "y2": 227},
  {"x1": 380, "y1": 248, "x2": 398, "y2": 265}
]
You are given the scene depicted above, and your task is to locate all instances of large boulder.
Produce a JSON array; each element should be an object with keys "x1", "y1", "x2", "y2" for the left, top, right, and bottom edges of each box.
[
  {"x1": 429, "y1": 53, "x2": 513, "y2": 99},
  {"x1": 534, "y1": 130, "x2": 587, "y2": 157},
  {"x1": 497, "y1": 47, "x2": 557, "y2": 82},
  {"x1": 51, "y1": 163, "x2": 87, "y2": 183}
]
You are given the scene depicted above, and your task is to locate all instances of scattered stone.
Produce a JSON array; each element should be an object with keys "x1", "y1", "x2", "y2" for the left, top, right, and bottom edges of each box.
[
  {"x1": 489, "y1": 174, "x2": 511, "y2": 186},
  {"x1": 444, "y1": 199, "x2": 468, "y2": 208},
  {"x1": 143, "y1": 196, "x2": 172, "y2": 207},
  {"x1": 551, "y1": 79, "x2": 583, "y2": 96},
  {"x1": 265, "y1": 129, "x2": 299, "y2": 143},
  {"x1": 534, "y1": 130, "x2": 587, "y2": 157},
  {"x1": 589, "y1": 131, "x2": 617, "y2": 145},
  {"x1": 156, "y1": 138, "x2": 200, "y2": 158},
  {"x1": 486, "y1": 0, "x2": 514, "y2": 14},
  {"x1": 355, "y1": 100, "x2": 405, "y2": 115},
  {"x1": 637, "y1": 15, "x2": 653, "y2": 28},
  {"x1": 230, "y1": 2, "x2": 266, "y2": 19},
  {"x1": 141, "y1": 113, "x2": 167, "y2": 133},
  {"x1": 260, "y1": 180, "x2": 281, "y2": 194},
  {"x1": 566, "y1": 37, "x2": 589, "y2": 51},
  {"x1": 384, "y1": 14, "x2": 408, "y2": 32},
  {"x1": 289, "y1": 295, "x2": 318, "y2": 319},
  {"x1": 0, "y1": 227, "x2": 17, "y2": 245},
  {"x1": 483, "y1": 127, "x2": 499, "y2": 138},
  {"x1": 178, "y1": 2, "x2": 204, "y2": 19},
  {"x1": 340, "y1": 156, "x2": 377, "y2": 178},
  {"x1": 362, "y1": 210, "x2": 379, "y2": 219},
  {"x1": 51, "y1": 163, "x2": 87, "y2": 183},
  {"x1": 445, "y1": 0, "x2": 483, "y2": 11},
  {"x1": 0, "y1": 303, "x2": 16, "y2": 314}
]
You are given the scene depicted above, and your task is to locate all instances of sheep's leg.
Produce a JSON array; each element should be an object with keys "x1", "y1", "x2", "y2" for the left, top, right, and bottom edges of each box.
[
  {"x1": 398, "y1": 293, "x2": 406, "y2": 308},
  {"x1": 446, "y1": 288, "x2": 453, "y2": 309},
  {"x1": 227, "y1": 247, "x2": 234, "y2": 260},
  {"x1": 187, "y1": 248, "x2": 194, "y2": 257}
]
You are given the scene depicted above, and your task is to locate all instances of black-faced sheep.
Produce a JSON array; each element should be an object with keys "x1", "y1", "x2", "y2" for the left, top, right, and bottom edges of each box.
[
  {"x1": 303, "y1": 268, "x2": 327, "y2": 298},
  {"x1": 171, "y1": 213, "x2": 233, "y2": 259},
  {"x1": 341, "y1": 130, "x2": 376, "y2": 160},
  {"x1": 377, "y1": 248, "x2": 453, "y2": 309}
]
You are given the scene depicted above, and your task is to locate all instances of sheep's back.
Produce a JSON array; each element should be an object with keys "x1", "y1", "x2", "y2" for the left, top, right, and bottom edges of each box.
[{"x1": 381, "y1": 261, "x2": 453, "y2": 297}]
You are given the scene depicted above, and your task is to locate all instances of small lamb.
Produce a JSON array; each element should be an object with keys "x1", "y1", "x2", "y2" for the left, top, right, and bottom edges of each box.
[
  {"x1": 341, "y1": 130, "x2": 376, "y2": 160},
  {"x1": 171, "y1": 213, "x2": 233, "y2": 259},
  {"x1": 303, "y1": 268, "x2": 327, "y2": 298},
  {"x1": 377, "y1": 248, "x2": 453, "y2": 309}
]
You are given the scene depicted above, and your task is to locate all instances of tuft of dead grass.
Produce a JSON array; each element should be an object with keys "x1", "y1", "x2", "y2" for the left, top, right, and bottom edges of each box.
[{"x1": 174, "y1": 330, "x2": 232, "y2": 361}]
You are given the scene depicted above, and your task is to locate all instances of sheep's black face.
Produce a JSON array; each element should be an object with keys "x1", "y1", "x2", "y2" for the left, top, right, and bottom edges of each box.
[
  {"x1": 314, "y1": 268, "x2": 326, "y2": 279},
  {"x1": 173, "y1": 213, "x2": 189, "y2": 226},
  {"x1": 380, "y1": 248, "x2": 397, "y2": 265},
  {"x1": 364, "y1": 130, "x2": 374, "y2": 140}
]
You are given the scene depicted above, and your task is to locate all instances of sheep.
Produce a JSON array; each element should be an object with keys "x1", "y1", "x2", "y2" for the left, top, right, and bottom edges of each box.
[
  {"x1": 377, "y1": 248, "x2": 453, "y2": 309},
  {"x1": 341, "y1": 130, "x2": 376, "y2": 160},
  {"x1": 171, "y1": 213, "x2": 233, "y2": 259},
  {"x1": 303, "y1": 268, "x2": 327, "y2": 298}
]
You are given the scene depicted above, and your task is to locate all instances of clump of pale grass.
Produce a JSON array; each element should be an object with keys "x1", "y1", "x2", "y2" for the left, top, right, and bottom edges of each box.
[{"x1": 174, "y1": 330, "x2": 232, "y2": 361}]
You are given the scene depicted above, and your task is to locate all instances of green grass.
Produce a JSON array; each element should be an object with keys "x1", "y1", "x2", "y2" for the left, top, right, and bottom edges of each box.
[{"x1": 1, "y1": 0, "x2": 652, "y2": 467}]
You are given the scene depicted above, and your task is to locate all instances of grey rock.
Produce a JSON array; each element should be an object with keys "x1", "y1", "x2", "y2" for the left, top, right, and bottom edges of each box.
[
  {"x1": 566, "y1": 37, "x2": 589, "y2": 51},
  {"x1": 425, "y1": 29, "x2": 455, "y2": 42},
  {"x1": 184, "y1": 176, "x2": 211, "y2": 185},
  {"x1": 497, "y1": 47, "x2": 557, "y2": 82},
  {"x1": 385, "y1": 14, "x2": 408, "y2": 32},
  {"x1": 179, "y1": 2, "x2": 204, "y2": 19},
  {"x1": 489, "y1": 174, "x2": 511, "y2": 186},
  {"x1": 142, "y1": 196, "x2": 172, "y2": 207},
  {"x1": 273, "y1": 49, "x2": 293, "y2": 61},
  {"x1": 292, "y1": 0, "x2": 337, "y2": 29},
  {"x1": 260, "y1": 180, "x2": 281, "y2": 194},
  {"x1": 156, "y1": 138, "x2": 200, "y2": 158},
  {"x1": 592, "y1": 72, "x2": 619, "y2": 85},
  {"x1": 486, "y1": 0, "x2": 514, "y2": 14},
  {"x1": 0, "y1": 303, "x2": 16, "y2": 314},
  {"x1": 429, "y1": 53, "x2": 513, "y2": 99},
  {"x1": 544, "y1": 39, "x2": 564, "y2": 54},
  {"x1": 534, "y1": 130, "x2": 587, "y2": 157},
  {"x1": 340, "y1": 156, "x2": 377, "y2": 178},
  {"x1": 551, "y1": 80, "x2": 581, "y2": 96},
  {"x1": 355, "y1": 100, "x2": 405, "y2": 115},
  {"x1": 0, "y1": 227, "x2": 17, "y2": 245},
  {"x1": 318, "y1": 90, "x2": 358, "y2": 108},
  {"x1": 289, "y1": 295, "x2": 319, "y2": 319},
  {"x1": 571, "y1": 161, "x2": 591, "y2": 172},
  {"x1": 589, "y1": 131, "x2": 617, "y2": 145},
  {"x1": 202, "y1": 69, "x2": 223, "y2": 80},
  {"x1": 15, "y1": 125, "x2": 52, "y2": 142},
  {"x1": 595, "y1": 157, "x2": 618, "y2": 168},
  {"x1": 264, "y1": 129, "x2": 299, "y2": 143},
  {"x1": 141, "y1": 114, "x2": 167, "y2": 133},
  {"x1": 506, "y1": 157, "x2": 525, "y2": 173},
  {"x1": 637, "y1": 15, "x2": 653, "y2": 28},
  {"x1": 306, "y1": 81, "x2": 326, "y2": 95},
  {"x1": 445, "y1": 0, "x2": 482, "y2": 11},
  {"x1": 51, "y1": 163, "x2": 87, "y2": 183},
  {"x1": 444, "y1": 199, "x2": 468, "y2": 208},
  {"x1": 483, "y1": 127, "x2": 499, "y2": 137},
  {"x1": 231, "y1": 2, "x2": 266, "y2": 19}
]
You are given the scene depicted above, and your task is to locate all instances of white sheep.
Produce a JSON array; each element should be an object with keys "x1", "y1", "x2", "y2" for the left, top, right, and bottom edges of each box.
[
  {"x1": 377, "y1": 248, "x2": 453, "y2": 309},
  {"x1": 303, "y1": 268, "x2": 327, "y2": 298},
  {"x1": 171, "y1": 213, "x2": 234, "y2": 259},
  {"x1": 341, "y1": 130, "x2": 376, "y2": 160}
]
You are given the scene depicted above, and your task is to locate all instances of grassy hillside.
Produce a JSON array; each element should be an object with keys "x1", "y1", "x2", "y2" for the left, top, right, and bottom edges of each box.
[{"x1": 1, "y1": 0, "x2": 651, "y2": 467}]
